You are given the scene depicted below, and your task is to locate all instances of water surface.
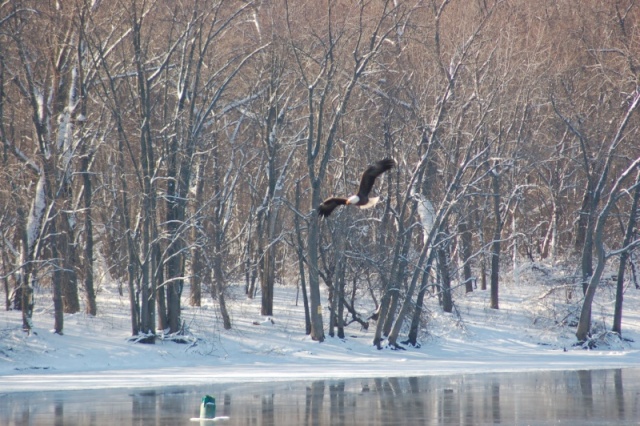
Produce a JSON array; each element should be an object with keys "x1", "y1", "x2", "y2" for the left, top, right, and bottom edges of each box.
[{"x1": 1, "y1": 368, "x2": 638, "y2": 425}]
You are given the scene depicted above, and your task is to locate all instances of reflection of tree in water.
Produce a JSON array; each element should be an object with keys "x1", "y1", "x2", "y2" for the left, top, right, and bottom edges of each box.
[
  {"x1": 3, "y1": 369, "x2": 640, "y2": 425},
  {"x1": 440, "y1": 387, "x2": 456, "y2": 423},
  {"x1": 329, "y1": 382, "x2": 345, "y2": 424},
  {"x1": 491, "y1": 382, "x2": 500, "y2": 425},
  {"x1": 614, "y1": 369, "x2": 624, "y2": 420},
  {"x1": 578, "y1": 369, "x2": 594, "y2": 416},
  {"x1": 305, "y1": 381, "x2": 325, "y2": 425},
  {"x1": 262, "y1": 392, "x2": 274, "y2": 426}
]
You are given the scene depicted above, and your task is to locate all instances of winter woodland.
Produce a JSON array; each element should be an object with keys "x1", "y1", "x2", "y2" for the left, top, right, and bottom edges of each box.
[{"x1": 1, "y1": 0, "x2": 640, "y2": 351}]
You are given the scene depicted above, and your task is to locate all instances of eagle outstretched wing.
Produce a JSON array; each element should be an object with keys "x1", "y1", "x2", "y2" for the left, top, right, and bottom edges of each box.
[
  {"x1": 356, "y1": 158, "x2": 396, "y2": 199},
  {"x1": 317, "y1": 158, "x2": 395, "y2": 218}
]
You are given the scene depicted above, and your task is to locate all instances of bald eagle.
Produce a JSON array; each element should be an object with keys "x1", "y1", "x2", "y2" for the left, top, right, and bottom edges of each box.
[{"x1": 318, "y1": 158, "x2": 396, "y2": 218}]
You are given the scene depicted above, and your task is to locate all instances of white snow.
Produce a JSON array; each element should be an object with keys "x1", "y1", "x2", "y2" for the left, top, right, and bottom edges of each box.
[{"x1": 1, "y1": 263, "x2": 639, "y2": 393}]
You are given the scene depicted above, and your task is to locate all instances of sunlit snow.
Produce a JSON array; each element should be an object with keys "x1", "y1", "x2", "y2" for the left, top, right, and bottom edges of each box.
[{"x1": 1, "y1": 262, "x2": 639, "y2": 393}]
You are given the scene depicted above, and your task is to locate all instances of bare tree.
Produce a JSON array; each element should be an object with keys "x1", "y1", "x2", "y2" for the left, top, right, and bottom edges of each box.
[
  {"x1": 575, "y1": 93, "x2": 640, "y2": 343},
  {"x1": 0, "y1": 1, "x2": 99, "y2": 332},
  {"x1": 612, "y1": 169, "x2": 640, "y2": 336},
  {"x1": 157, "y1": 0, "x2": 259, "y2": 333},
  {"x1": 85, "y1": 0, "x2": 165, "y2": 340},
  {"x1": 378, "y1": 0, "x2": 507, "y2": 348},
  {"x1": 285, "y1": 0, "x2": 400, "y2": 341},
  {"x1": 249, "y1": 44, "x2": 294, "y2": 316}
]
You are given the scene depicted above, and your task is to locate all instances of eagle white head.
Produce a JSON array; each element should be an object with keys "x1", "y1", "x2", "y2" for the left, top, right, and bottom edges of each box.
[{"x1": 346, "y1": 195, "x2": 360, "y2": 205}]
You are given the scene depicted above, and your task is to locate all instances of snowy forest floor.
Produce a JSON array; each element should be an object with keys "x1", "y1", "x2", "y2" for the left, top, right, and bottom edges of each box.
[{"x1": 1, "y1": 261, "x2": 640, "y2": 393}]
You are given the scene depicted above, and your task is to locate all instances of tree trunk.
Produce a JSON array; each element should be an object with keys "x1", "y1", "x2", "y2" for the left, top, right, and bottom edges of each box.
[
  {"x1": 381, "y1": 288, "x2": 399, "y2": 337},
  {"x1": 541, "y1": 197, "x2": 559, "y2": 263},
  {"x1": 438, "y1": 234, "x2": 453, "y2": 313},
  {"x1": 210, "y1": 143, "x2": 232, "y2": 330},
  {"x1": 388, "y1": 224, "x2": 437, "y2": 348},
  {"x1": 190, "y1": 158, "x2": 207, "y2": 307},
  {"x1": 575, "y1": 183, "x2": 593, "y2": 253},
  {"x1": 81, "y1": 153, "x2": 97, "y2": 316},
  {"x1": 328, "y1": 281, "x2": 336, "y2": 338},
  {"x1": 373, "y1": 288, "x2": 391, "y2": 348},
  {"x1": 59, "y1": 211, "x2": 80, "y2": 314},
  {"x1": 139, "y1": 200, "x2": 157, "y2": 341},
  {"x1": 327, "y1": 273, "x2": 346, "y2": 339},
  {"x1": 336, "y1": 272, "x2": 345, "y2": 339},
  {"x1": 16, "y1": 205, "x2": 34, "y2": 333},
  {"x1": 261, "y1": 244, "x2": 275, "y2": 316},
  {"x1": 134, "y1": 13, "x2": 158, "y2": 342},
  {"x1": 294, "y1": 181, "x2": 312, "y2": 334},
  {"x1": 377, "y1": 230, "x2": 414, "y2": 345},
  {"x1": 165, "y1": 262, "x2": 182, "y2": 334},
  {"x1": 244, "y1": 218, "x2": 254, "y2": 298},
  {"x1": 138, "y1": 145, "x2": 157, "y2": 341},
  {"x1": 1, "y1": 236, "x2": 10, "y2": 311},
  {"x1": 307, "y1": 188, "x2": 325, "y2": 342},
  {"x1": 190, "y1": 247, "x2": 203, "y2": 307},
  {"x1": 51, "y1": 217, "x2": 64, "y2": 335},
  {"x1": 406, "y1": 266, "x2": 431, "y2": 346},
  {"x1": 258, "y1": 101, "x2": 287, "y2": 316},
  {"x1": 74, "y1": 25, "x2": 96, "y2": 317},
  {"x1": 156, "y1": 273, "x2": 168, "y2": 332},
  {"x1": 213, "y1": 235, "x2": 232, "y2": 330},
  {"x1": 21, "y1": 274, "x2": 34, "y2": 333},
  {"x1": 580, "y1": 212, "x2": 595, "y2": 295},
  {"x1": 164, "y1": 126, "x2": 194, "y2": 331},
  {"x1": 458, "y1": 220, "x2": 474, "y2": 293},
  {"x1": 612, "y1": 170, "x2": 640, "y2": 335},
  {"x1": 490, "y1": 170, "x2": 502, "y2": 310},
  {"x1": 576, "y1": 238, "x2": 606, "y2": 343},
  {"x1": 327, "y1": 217, "x2": 347, "y2": 339},
  {"x1": 116, "y1": 134, "x2": 140, "y2": 337}
]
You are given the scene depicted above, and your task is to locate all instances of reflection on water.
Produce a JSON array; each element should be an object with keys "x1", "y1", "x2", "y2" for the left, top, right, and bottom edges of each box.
[{"x1": 1, "y1": 368, "x2": 639, "y2": 425}]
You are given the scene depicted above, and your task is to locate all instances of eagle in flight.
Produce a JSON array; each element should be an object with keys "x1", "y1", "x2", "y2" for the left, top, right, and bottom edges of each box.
[{"x1": 318, "y1": 158, "x2": 395, "y2": 218}]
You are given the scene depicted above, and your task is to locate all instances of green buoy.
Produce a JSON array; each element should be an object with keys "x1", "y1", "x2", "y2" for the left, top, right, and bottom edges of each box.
[{"x1": 200, "y1": 395, "x2": 216, "y2": 419}]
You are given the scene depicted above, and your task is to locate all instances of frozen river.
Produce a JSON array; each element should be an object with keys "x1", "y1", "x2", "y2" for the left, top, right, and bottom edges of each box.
[{"x1": 2, "y1": 368, "x2": 639, "y2": 425}]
